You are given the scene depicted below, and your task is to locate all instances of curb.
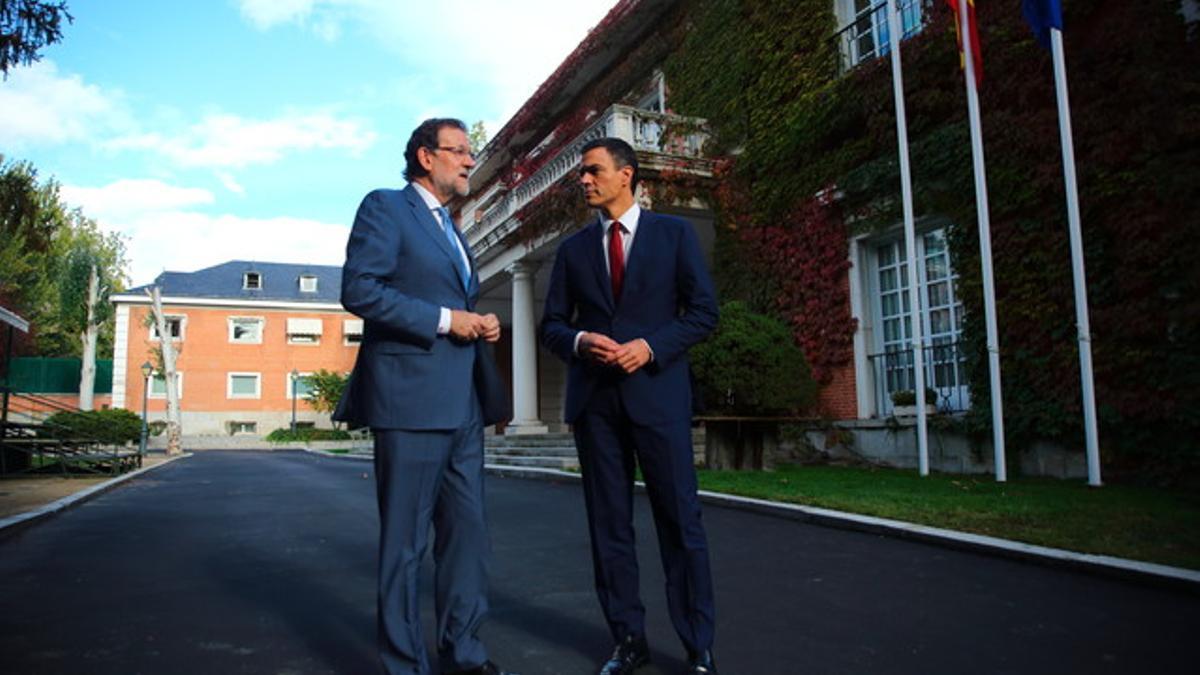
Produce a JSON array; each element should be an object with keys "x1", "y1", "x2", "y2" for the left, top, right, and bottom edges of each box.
[
  {"x1": 296, "y1": 452, "x2": 1200, "y2": 592},
  {"x1": 0, "y1": 453, "x2": 193, "y2": 536}
]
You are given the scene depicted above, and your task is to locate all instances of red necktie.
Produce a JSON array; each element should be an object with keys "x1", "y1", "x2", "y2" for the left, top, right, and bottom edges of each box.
[{"x1": 608, "y1": 221, "x2": 625, "y2": 300}]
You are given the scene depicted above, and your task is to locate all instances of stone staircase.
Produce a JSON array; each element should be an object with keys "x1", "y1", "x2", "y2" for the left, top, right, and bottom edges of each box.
[
  {"x1": 485, "y1": 432, "x2": 579, "y2": 470},
  {"x1": 484, "y1": 428, "x2": 707, "y2": 471}
]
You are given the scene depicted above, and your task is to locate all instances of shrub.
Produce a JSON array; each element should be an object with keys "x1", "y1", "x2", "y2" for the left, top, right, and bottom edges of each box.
[
  {"x1": 891, "y1": 388, "x2": 938, "y2": 406},
  {"x1": 265, "y1": 427, "x2": 351, "y2": 443},
  {"x1": 690, "y1": 301, "x2": 817, "y2": 415},
  {"x1": 41, "y1": 408, "x2": 142, "y2": 445}
]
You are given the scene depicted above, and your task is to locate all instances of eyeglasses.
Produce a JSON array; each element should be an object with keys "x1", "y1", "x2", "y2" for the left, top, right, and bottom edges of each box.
[{"x1": 429, "y1": 146, "x2": 476, "y2": 161}]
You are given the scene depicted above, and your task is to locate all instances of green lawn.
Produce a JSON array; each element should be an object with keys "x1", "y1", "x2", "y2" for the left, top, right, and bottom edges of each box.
[{"x1": 696, "y1": 464, "x2": 1200, "y2": 570}]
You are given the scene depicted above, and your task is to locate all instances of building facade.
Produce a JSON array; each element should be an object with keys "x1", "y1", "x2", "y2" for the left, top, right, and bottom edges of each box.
[{"x1": 109, "y1": 261, "x2": 360, "y2": 436}]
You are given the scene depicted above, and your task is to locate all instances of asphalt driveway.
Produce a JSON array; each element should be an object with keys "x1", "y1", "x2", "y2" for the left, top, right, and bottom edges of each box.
[{"x1": 1, "y1": 450, "x2": 1196, "y2": 674}]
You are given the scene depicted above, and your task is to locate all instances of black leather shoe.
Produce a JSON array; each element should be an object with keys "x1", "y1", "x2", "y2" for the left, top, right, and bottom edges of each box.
[
  {"x1": 448, "y1": 661, "x2": 518, "y2": 675},
  {"x1": 598, "y1": 634, "x2": 650, "y2": 675},
  {"x1": 685, "y1": 650, "x2": 717, "y2": 674}
]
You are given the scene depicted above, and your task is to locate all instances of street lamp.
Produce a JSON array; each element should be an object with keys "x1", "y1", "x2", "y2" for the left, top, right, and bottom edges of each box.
[
  {"x1": 290, "y1": 369, "x2": 299, "y2": 436},
  {"x1": 139, "y1": 361, "x2": 153, "y2": 457}
]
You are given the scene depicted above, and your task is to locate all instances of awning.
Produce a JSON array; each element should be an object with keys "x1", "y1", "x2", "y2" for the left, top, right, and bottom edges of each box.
[{"x1": 286, "y1": 318, "x2": 324, "y2": 335}]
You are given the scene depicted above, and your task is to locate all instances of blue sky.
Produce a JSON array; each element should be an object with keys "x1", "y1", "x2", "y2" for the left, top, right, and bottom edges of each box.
[{"x1": 0, "y1": 0, "x2": 615, "y2": 285}]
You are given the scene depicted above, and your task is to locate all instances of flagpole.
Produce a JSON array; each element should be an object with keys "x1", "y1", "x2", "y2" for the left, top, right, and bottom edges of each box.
[
  {"x1": 958, "y1": 0, "x2": 1007, "y2": 481},
  {"x1": 1050, "y1": 27, "x2": 1102, "y2": 487},
  {"x1": 886, "y1": 0, "x2": 930, "y2": 476}
]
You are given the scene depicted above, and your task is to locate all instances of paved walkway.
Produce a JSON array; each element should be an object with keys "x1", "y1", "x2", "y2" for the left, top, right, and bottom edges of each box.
[{"x1": 1, "y1": 450, "x2": 1196, "y2": 674}]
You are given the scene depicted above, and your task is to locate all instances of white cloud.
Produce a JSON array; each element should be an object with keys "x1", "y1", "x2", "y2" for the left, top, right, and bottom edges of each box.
[
  {"x1": 119, "y1": 211, "x2": 347, "y2": 286},
  {"x1": 215, "y1": 171, "x2": 246, "y2": 195},
  {"x1": 0, "y1": 60, "x2": 125, "y2": 147},
  {"x1": 61, "y1": 178, "x2": 346, "y2": 285},
  {"x1": 61, "y1": 179, "x2": 215, "y2": 219},
  {"x1": 107, "y1": 110, "x2": 377, "y2": 168},
  {"x1": 234, "y1": 0, "x2": 615, "y2": 120}
]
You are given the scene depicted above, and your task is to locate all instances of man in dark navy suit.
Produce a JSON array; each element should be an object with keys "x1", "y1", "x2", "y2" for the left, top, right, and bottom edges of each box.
[
  {"x1": 336, "y1": 118, "x2": 515, "y2": 675},
  {"x1": 540, "y1": 137, "x2": 720, "y2": 675}
]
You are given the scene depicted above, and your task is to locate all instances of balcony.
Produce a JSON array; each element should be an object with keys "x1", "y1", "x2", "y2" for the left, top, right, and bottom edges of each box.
[
  {"x1": 467, "y1": 104, "x2": 708, "y2": 259},
  {"x1": 867, "y1": 340, "x2": 971, "y2": 417},
  {"x1": 833, "y1": 0, "x2": 930, "y2": 75}
]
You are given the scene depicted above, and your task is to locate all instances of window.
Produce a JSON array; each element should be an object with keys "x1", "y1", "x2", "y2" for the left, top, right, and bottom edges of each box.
[
  {"x1": 228, "y1": 421, "x2": 257, "y2": 435},
  {"x1": 228, "y1": 317, "x2": 264, "y2": 344},
  {"x1": 243, "y1": 271, "x2": 262, "y2": 290},
  {"x1": 286, "y1": 318, "x2": 323, "y2": 345},
  {"x1": 343, "y1": 319, "x2": 363, "y2": 346},
  {"x1": 869, "y1": 228, "x2": 968, "y2": 413},
  {"x1": 286, "y1": 371, "x2": 314, "y2": 400},
  {"x1": 299, "y1": 275, "x2": 318, "y2": 293},
  {"x1": 227, "y1": 372, "x2": 261, "y2": 399},
  {"x1": 149, "y1": 315, "x2": 185, "y2": 341},
  {"x1": 835, "y1": 0, "x2": 928, "y2": 72},
  {"x1": 148, "y1": 371, "x2": 183, "y2": 399}
]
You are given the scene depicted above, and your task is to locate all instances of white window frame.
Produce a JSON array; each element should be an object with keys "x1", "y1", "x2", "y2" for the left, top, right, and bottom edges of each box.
[
  {"x1": 298, "y1": 275, "x2": 318, "y2": 293},
  {"x1": 285, "y1": 371, "x2": 314, "y2": 400},
  {"x1": 227, "y1": 316, "x2": 265, "y2": 344},
  {"x1": 286, "y1": 317, "x2": 323, "y2": 345},
  {"x1": 243, "y1": 271, "x2": 262, "y2": 290},
  {"x1": 149, "y1": 314, "x2": 186, "y2": 342},
  {"x1": 835, "y1": 0, "x2": 929, "y2": 71},
  {"x1": 228, "y1": 421, "x2": 258, "y2": 435},
  {"x1": 227, "y1": 372, "x2": 262, "y2": 399},
  {"x1": 148, "y1": 371, "x2": 183, "y2": 400},
  {"x1": 343, "y1": 318, "x2": 363, "y2": 346},
  {"x1": 865, "y1": 225, "x2": 969, "y2": 414}
]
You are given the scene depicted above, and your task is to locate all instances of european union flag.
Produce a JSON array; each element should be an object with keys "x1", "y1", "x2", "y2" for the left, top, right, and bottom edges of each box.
[{"x1": 1023, "y1": 0, "x2": 1064, "y2": 49}]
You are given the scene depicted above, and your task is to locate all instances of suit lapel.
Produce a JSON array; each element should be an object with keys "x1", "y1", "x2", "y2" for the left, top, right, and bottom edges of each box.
[
  {"x1": 584, "y1": 220, "x2": 615, "y2": 312},
  {"x1": 403, "y1": 185, "x2": 462, "y2": 271},
  {"x1": 622, "y1": 210, "x2": 651, "y2": 300}
]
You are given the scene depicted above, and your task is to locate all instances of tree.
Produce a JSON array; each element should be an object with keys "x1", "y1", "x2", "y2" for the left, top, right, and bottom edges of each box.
[
  {"x1": 303, "y1": 369, "x2": 349, "y2": 428},
  {"x1": 147, "y1": 286, "x2": 182, "y2": 455},
  {"x1": 0, "y1": 0, "x2": 72, "y2": 76},
  {"x1": 690, "y1": 301, "x2": 817, "y2": 415},
  {"x1": 468, "y1": 120, "x2": 488, "y2": 155}
]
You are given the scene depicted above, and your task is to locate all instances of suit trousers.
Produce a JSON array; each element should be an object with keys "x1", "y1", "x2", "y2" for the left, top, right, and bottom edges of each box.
[
  {"x1": 573, "y1": 383, "x2": 716, "y2": 655},
  {"x1": 373, "y1": 407, "x2": 489, "y2": 675}
]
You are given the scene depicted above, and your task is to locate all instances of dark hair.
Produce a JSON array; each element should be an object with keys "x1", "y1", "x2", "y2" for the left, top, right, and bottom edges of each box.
[
  {"x1": 581, "y1": 137, "x2": 639, "y2": 194},
  {"x1": 404, "y1": 118, "x2": 468, "y2": 182}
]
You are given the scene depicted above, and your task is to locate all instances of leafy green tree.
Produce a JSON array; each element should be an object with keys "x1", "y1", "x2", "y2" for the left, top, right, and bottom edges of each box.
[
  {"x1": 303, "y1": 369, "x2": 349, "y2": 427},
  {"x1": 0, "y1": 0, "x2": 72, "y2": 76},
  {"x1": 468, "y1": 120, "x2": 488, "y2": 155},
  {"x1": 691, "y1": 301, "x2": 817, "y2": 415}
]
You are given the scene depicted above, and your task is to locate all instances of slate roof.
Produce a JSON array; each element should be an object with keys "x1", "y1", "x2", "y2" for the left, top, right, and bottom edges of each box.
[{"x1": 125, "y1": 260, "x2": 342, "y2": 303}]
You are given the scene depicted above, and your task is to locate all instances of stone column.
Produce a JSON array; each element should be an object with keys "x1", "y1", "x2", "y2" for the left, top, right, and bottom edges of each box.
[{"x1": 506, "y1": 261, "x2": 548, "y2": 435}]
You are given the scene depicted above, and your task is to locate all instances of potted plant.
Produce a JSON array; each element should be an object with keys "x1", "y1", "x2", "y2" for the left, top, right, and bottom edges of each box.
[{"x1": 890, "y1": 387, "x2": 938, "y2": 417}]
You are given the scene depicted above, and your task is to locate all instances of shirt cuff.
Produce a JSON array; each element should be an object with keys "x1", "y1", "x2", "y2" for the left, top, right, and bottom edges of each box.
[
  {"x1": 640, "y1": 338, "x2": 655, "y2": 362},
  {"x1": 437, "y1": 307, "x2": 451, "y2": 335},
  {"x1": 573, "y1": 331, "x2": 585, "y2": 356}
]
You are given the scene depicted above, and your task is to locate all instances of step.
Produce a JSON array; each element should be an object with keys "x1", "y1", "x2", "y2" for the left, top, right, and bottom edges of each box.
[
  {"x1": 485, "y1": 445, "x2": 578, "y2": 458},
  {"x1": 485, "y1": 454, "x2": 580, "y2": 470}
]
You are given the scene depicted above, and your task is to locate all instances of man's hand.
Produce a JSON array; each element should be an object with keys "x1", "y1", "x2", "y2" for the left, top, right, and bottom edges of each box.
[
  {"x1": 612, "y1": 338, "x2": 652, "y2": 374},
  {"x1": 479, "y1": 313, "x2": 501, "y2": 343},
  {"x1": 579, "y1": 331, "x2": 621, "y2": 365},
  {"x1": 449, "y1": 310, "x2": 489, "y2": 342}
]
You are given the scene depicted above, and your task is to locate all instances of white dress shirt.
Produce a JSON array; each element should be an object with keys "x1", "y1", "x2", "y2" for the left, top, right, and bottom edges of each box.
[
  {"x1": 411, "y1": 182, "x2": 471, "y2": 335},
  {"x1": 574, "y1": 203, "x2": 653, "y2": 360}
]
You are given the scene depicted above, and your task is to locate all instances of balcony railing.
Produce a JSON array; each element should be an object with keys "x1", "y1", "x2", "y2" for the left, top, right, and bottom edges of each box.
[
  {"x1": 467, "y1": 104, "x2": 707, "y2": 256},
  {"x1": 867, "y1": 340, "x2": 970, "y2": 416},
  {"x1": 832, "y1": 0, "x2": 930, "y2": 75}
]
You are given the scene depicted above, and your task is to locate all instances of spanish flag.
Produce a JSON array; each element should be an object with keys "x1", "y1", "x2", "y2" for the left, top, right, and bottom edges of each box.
[{"x1": 946, "y1": 0, "x2": 984, "y2": 85}]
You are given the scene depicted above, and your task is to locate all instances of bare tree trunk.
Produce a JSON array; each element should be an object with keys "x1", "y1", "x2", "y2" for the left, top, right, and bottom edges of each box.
[
  {"x1": 78, "y1": 264, "x2": 99, "y2": 411},
  {"x1": 147, "y1": 287, "x2": 183, "y2": 455}
]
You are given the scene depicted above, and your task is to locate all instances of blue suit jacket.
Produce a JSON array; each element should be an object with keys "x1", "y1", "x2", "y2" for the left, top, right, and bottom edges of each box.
[
  {"x1": 335, "y1": 185, "x2": 480, "y2": 430},
  {"x1": 540, "y1": 210, "x2": 718, "y2": 425}
]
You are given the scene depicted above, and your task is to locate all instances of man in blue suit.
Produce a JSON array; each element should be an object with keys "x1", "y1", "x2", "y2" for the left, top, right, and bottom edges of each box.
[
  {"x1": 336, "y1": 118, "x2": 516, "y2": 675},
  {"x1": 541, "y1": 138, "x2": 720, "y2": 675}
]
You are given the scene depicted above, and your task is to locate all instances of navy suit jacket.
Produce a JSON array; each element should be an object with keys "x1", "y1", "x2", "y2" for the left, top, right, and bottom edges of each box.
[
  {"x1": 540, "y1": 210, "x2": 718, "y2": 425},
  {"x1": 335, "y1": 184, "x2": 482, "y2": 430}
]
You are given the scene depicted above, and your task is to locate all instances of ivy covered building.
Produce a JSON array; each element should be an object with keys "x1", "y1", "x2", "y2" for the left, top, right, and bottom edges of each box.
[{"x1": 460, "y1": 0, "x2": 1199, "y2": 477}]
